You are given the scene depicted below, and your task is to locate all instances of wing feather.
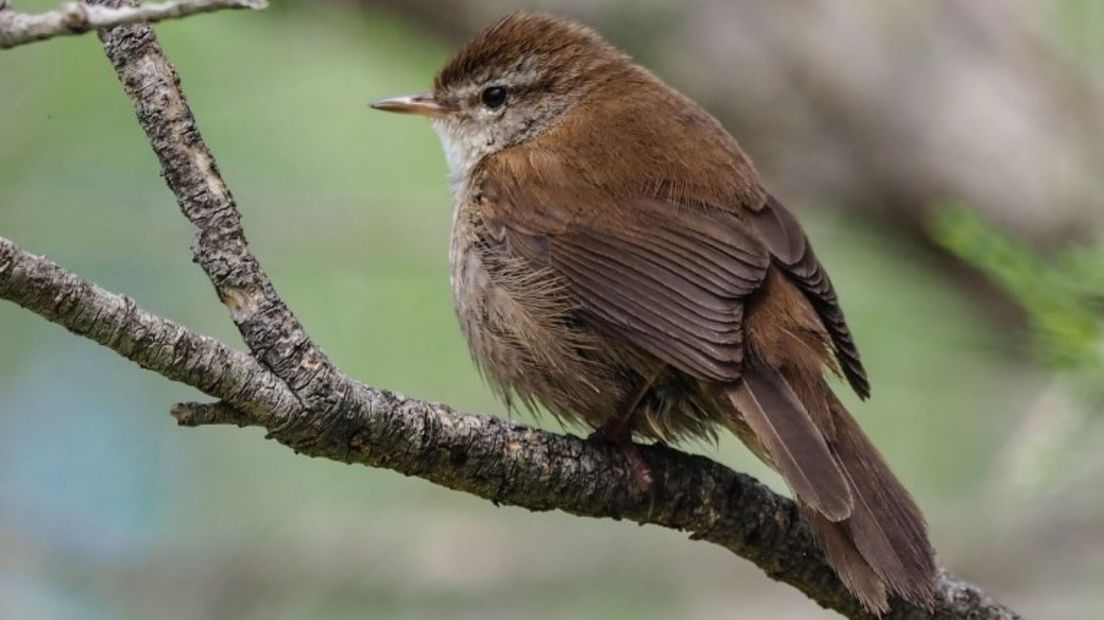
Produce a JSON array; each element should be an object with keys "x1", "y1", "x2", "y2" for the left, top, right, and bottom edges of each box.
[
  {"x1": 477, "y1": 156, "x2": 866, "y2": 397},
  {"x1": 749, "y1": 196, "x2": 870, "y2": 398},
  {"x1": 485, "y1": 176, "x2": 768, "y2": 381}
]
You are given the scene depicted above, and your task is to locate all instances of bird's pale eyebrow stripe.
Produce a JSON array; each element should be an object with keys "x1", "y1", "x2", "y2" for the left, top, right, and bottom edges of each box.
[{"x1": 451, "y1": 68, "x2": 545, "y2": 101}]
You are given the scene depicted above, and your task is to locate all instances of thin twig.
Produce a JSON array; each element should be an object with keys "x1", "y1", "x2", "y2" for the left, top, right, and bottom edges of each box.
[{"x1": 0, "y1": 0, "x2": 265, "y2": 50}]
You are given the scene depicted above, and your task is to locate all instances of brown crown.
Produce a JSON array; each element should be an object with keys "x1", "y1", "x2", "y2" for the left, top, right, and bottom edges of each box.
[{"x1": 434, "y1": 13, "x2": 625, "y2": 93}]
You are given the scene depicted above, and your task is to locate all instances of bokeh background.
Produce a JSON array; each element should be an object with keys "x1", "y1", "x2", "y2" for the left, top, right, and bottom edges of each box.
[{"x1": 2, "y1": 1, "x2": 1103, "y2": 618}]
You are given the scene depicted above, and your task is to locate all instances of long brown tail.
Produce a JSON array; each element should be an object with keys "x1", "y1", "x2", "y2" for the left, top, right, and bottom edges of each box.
[{"x1": 726, "y1": 358, "x2": 936, "y2": 613}]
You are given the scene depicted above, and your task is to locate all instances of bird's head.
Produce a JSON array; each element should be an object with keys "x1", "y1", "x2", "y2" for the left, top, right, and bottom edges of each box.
[{"x1": 372, "y1": 13, "x2": 630, "y2": 188}]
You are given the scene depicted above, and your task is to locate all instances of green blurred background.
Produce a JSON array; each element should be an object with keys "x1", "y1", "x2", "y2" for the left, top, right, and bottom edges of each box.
[{"x1": 1, "y1": 1, "x2": 1102, "y2": 618}]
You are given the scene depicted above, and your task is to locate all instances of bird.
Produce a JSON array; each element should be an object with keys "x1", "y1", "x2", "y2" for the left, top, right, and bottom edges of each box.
[{"x1": 371, "y1": 12, "x2": 936, "y2": 613}]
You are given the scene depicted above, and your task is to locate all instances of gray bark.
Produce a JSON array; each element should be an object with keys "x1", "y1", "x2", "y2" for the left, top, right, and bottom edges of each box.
[{"x1": 0, "y1": 0, "x2": 264, "y2": 49}]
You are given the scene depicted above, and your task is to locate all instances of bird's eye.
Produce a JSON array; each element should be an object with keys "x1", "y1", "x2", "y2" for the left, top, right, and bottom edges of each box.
[{"x1": 481, "y1": 86, "x2": 508, "y2": 109}]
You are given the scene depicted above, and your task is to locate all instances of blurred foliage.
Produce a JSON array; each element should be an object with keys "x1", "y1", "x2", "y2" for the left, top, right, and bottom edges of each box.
[
  {"x1": 932, "y1": 205, "x2": 1104, "y2": 402},
  {"x1": 932, "y1": 205, "x2": 1104, "y2": 492},
  {"x1": 1052, "y1": 0, "x2": 1104, "y2": 74}
]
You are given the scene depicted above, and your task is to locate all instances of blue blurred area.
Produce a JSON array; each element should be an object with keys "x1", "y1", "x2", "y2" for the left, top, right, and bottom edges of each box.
[{"x1": 1, "y1": 347, "x2": 171, "y2": 560}]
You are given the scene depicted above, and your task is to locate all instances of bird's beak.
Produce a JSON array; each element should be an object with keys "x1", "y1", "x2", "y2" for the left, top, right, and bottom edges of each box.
[{"x1": 370, "y1": 93, "x2": 450, "y2": 118}]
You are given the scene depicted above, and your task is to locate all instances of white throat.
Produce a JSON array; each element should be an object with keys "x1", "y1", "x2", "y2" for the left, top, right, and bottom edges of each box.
[{"x1": 432, "y1": 120, "x2": 496, "y2": 198}]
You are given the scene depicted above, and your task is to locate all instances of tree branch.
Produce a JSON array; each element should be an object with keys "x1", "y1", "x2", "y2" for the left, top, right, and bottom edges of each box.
[
  {"x1": 0, "y1": 3, "x2": 1023, "y2": 619},
  {"x1": 0, "y1": 235, "x2": 1018, "y2": 620},
  {"x1": 92, "y1": 0, "x2": 360, "y2": 450},
  {"x1": 0, "y1": 237, "x2": 299, "y2": 423},
  {"x1": 0, "y1": 0, "x2": 265, "y2": 49}
]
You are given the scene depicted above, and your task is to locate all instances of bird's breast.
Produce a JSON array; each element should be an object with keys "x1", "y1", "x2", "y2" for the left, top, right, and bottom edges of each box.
[
  {"x1": 447, "y1": 195, "x2": 631, "y2": 426},
  {"x1": 448, "y1": 198, "x2": 485, "y2": 346}
]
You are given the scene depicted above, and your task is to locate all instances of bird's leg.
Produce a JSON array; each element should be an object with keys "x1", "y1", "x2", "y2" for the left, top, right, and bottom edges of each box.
[{"x1": 590, "y1": 367, "x2": 662, "y2": 491}]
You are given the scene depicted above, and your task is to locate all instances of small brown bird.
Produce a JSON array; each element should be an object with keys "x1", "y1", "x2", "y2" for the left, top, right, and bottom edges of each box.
[{"x1": 373, "y1": 13, "x2": 936, "y2": 612}]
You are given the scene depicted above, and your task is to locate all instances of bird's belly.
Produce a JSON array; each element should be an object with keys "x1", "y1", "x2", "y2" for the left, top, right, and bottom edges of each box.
[{"x1": 449, "y1": 223, "x2": 625, "y2": 428}]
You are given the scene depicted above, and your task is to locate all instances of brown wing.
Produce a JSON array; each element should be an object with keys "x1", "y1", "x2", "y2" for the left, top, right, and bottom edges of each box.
[
  {"x1": 748, "y1": 196, "x2": 870, "y2": 398},
  {"x1": 479, "y1": 178, "x2": 771, "y2": 382},
  {"x1": 480, "y1": 171, "x2": 858, "y2": 520}
]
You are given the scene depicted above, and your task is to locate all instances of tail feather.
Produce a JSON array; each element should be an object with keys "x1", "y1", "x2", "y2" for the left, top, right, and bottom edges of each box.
[
  {"x1": 802, "y1": 507, "x2": 889, "y2": 614},
  {"x1": 725, "y1": 360, "x2": 936, "y2": 612},
  {"x1": 828, "y1": 396, "x2": 936, "y2": 605},
  {"x1": 728, "y1": 357, "x2": 853, "y2": 521}
]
